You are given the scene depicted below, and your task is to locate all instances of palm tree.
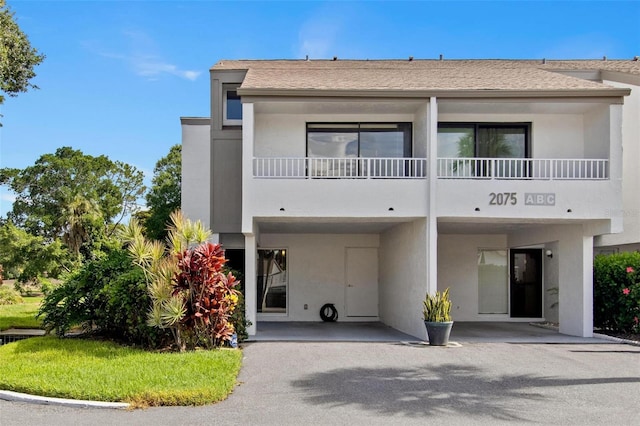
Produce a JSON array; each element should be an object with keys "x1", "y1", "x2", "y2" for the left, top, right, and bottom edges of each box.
[{"x1": 58, "y1": 192, "x2": 102, "y2": 257}]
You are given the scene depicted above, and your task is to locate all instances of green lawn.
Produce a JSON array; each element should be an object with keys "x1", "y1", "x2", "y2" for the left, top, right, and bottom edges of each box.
[
  {"x1": 0, "y1": 297, "x2": 43, "y2": 331},
  {"x1": 0, "y1": 336, "x2": 243, "y2": 406}
]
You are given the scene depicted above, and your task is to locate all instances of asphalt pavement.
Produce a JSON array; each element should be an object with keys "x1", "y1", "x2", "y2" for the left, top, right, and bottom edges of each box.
[{"x1": 1, "y1": 340, "x2": 639, "y2": 425}]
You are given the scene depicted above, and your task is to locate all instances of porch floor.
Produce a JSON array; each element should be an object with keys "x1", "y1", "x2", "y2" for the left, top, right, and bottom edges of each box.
[{"x1": 250, "y1": 321, "x2": 614, "y2": 344}]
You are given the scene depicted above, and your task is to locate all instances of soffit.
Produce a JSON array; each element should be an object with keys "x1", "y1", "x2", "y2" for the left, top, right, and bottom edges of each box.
[
  {"x1": 438, "y1": 100, "x2": 607, "y2": 114},
  {"x1": 437, "y1": 218, "x2": 590, "y2": 235},
  {"x1": 256, "y1": 217, "x2": 417, "y2": 234},
  {"x1": 253, "y1": 100, "x2": 424, "y2": 114}
]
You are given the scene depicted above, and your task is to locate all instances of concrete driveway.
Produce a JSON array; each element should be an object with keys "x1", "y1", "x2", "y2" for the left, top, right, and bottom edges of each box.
[{"x1": 2, "y1": 340, "x2": 639, "y2": 425}]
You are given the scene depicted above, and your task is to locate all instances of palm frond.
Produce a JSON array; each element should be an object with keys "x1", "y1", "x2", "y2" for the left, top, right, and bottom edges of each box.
[{"x1": 161, "y1": 297, "x2": 186, "y2": 327}]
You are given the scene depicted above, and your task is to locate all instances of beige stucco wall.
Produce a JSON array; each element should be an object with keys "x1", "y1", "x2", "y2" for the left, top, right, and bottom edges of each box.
[
  {"x1": 257, "y1": 233, "x2": 380, "y2": 322},
  {"x1": 379, "y1": 219, "x2": 428, "y2": 339},
  {"x1": 596, "y1": 80, "x2": 640, "y2": 249},
  {"x1": 181, "y1": 119, "x2": 211, "y2": 228},
  {"x1": 438, "y1": 234, "x2": 509, "y2": 321}
]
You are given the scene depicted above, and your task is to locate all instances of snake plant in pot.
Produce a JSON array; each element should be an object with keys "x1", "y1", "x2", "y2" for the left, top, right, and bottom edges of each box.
[{"x1": 422, "y1": 287, "x2": 453, "y2": 346}]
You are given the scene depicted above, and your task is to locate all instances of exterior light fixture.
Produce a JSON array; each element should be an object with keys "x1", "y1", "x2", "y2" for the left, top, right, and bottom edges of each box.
[
  {"x1": 545, "y1": 249, "x2": 553, "y2": 258},
  {"x1": 475, "y1": 207, "x2": 480, "y2": 211},
  {"x1": 279, "y1": 207, "x2": 285, "y2": 211}
]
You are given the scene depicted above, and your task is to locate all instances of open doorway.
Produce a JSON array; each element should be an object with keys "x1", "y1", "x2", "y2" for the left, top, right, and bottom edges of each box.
[
  {"x1": 257, "y1": 249, "x2": 287, "y2": 314},
  {"x1": 510, "y1": 249, "x2": 543, "y2": 317}
]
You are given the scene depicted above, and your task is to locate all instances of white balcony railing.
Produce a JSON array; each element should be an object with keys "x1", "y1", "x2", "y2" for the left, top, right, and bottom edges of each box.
[
  {"x1": 253, "y1": 157, "x2": 609, "y2": 180},
  {"x1": 437, "y1": 158, "x2": 609, "y2": 180},
  {"x1": 253, "y1": 157, "x2": 427, "y2": 179}
]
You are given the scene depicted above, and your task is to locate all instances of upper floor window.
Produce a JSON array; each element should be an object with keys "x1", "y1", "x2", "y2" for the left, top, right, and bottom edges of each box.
[
  {"x1": 306, "y1": 123, "x2": 413, "y2": 177},
  {"x1": 307, "y1": 123, "x2": 412, "y2": 158},
  {"x1": 223, "y1": 84, "x2": 242, "y2": 126},
  {"x1": 438, "y1": 123, "x2": 531, "y2": 178},
  {"x1": 438, "y1": 123, "x2": 529, "y2": 159}
]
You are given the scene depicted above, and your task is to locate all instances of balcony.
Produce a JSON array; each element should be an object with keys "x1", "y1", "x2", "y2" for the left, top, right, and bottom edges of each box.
[
  {"x1": 247, "y1": 157, "x2": 428, "y2": 218},
  {"x1": 253, "y1": 157, "x2": 609, "y2": 180},
  {"x1": 436, "y1": 157, "x2": 616, "y2": 220},
  {"x1": 437, "y1": 158, "x2": 609, "y2": 180},
  {"x1": 253, "y1": 157, "x2": 427, "y2": 179}
]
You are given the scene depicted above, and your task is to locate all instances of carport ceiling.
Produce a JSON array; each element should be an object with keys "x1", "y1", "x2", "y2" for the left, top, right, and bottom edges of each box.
[
  {"x1": 437, "y1": 219, "x2": 583, "y2": 234},
  {"x1": 438, "y1": 222, "x2": 538, "y2": 234},
  {"x1": 257, "y1": 219, "x2": 412, "y2": 234}
]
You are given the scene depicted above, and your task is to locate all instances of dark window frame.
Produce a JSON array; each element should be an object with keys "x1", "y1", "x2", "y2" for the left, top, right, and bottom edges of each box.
[
  {"x1": 306, "y1": 122, "x2": 413, "y2": 158},
  {"x1": 223, "y1": 84, "x2": 242, "y2": 126},
  {"x1": 437, "y1": 122, "x2": 531, "y2": 158}
]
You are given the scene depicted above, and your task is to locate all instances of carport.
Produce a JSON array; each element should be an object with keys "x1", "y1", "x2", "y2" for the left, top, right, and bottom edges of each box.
[{"x1": 250, "y1": 322, "x2": 614, "y2": 344}]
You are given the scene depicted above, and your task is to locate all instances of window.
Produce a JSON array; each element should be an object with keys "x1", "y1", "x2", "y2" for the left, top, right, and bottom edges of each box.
[
  {"x1": 478, "y1": 249, "x2": 508, "y2": 314},
  {"x1": 306, "y1": 123, "x2": 412, "y2": 177},
  {"x1": 223, "y1": 84, "x2": 242, "y2": 126},
  {"x1": 438, "y1": 123, "x2": 530, "y2": 177},
  {"x1": 257, "y1": 249, "x2": 287, "y2": 314}
]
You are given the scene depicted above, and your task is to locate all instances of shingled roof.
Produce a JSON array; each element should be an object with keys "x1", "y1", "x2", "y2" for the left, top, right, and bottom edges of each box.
[{"x1": 212, "y1": 59, "x2": 637, "y2": 98}]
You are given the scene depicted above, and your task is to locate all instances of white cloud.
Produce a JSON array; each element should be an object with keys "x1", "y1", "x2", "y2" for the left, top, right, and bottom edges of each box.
[
  {"x1": 131, "y1": 55, "x2": 201, "y2": 81},
  {"x1": 1, "y1": 192, "x2": 16, "y2": 203},
  {"x1": 0, "y1": 192, "x2": 16, "y2": 217},
  {"x1": 83, "y1": 30, "x2": 200, "y2": 81}
]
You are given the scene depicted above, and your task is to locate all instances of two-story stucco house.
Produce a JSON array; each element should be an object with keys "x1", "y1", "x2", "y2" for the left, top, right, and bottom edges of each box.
[{"x1": 181, "y1": 58, "x2": 640, "y2": 340}]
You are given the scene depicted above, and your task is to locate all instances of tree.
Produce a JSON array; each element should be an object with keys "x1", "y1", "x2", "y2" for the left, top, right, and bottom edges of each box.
[
  {"x1": 0, "y1": 147, "x2": 145, "y2": 257},
  {"x1": 145, "y1": 144, "x2": 181, "y2": 241},
  {"x1": 0, "y1": 0, "x2": 45, "y2": 105},
  {"x1": 0, "y1": 221, "x2": 70, "y2": 285}
]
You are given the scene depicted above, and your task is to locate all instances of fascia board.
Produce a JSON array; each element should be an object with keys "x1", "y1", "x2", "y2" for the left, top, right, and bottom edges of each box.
[
  {"x1": 240, "y1": 95, "x2": 625, "y2": 105},
  {"x1": 236, "y1": 87, "x2": 631, "y2": 99},
  {"x1": 601, "y1": 70, "x2": 640, "y2": 86}
]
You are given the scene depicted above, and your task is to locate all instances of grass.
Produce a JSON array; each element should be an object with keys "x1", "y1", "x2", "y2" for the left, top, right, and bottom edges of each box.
[
  {"x1": 0, "y1": 336, "x2": 243, "y2": 407},
  {"x1": 0, "y1": 297, "x2": 43, "y2": 331}
]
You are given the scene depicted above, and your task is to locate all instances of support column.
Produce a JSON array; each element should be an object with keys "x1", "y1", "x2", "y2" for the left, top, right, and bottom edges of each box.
[
  {"x1": 241, "y1": 103, "x2": 254, "y2": 234},
  {"x1": 426, "y1": 97, "x2": 438, "y2": 294},
  {"x1": 241, "y1": 102, "x2": 257, "y2": 336},
  {"x1": 558, "y1": 231, "x2": 594, "y2": 337},
  {"x1": 244, "y1": 233, "x2": 257, "y2": 336}
]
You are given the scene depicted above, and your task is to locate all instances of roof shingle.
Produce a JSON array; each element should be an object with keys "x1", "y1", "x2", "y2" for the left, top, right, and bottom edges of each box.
[{"x1": 212, "y1": 59, "x2": 639, "y2": 95}]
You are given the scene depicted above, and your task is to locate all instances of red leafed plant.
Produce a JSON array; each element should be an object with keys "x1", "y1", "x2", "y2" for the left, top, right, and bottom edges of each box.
[
  {"x1": 175, "y1": 242, "x2": 239, "y2": 348},
  {"x1": 121, "y1": 210, "x2": 241, "y2": 351}
]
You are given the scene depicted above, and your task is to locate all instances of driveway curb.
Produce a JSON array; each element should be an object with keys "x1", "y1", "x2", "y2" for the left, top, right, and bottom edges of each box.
[
  {"x1": 529, "y1": 322, "x2": 640, "y2": 346},
  {"x1": 0, "y1": 390, "x2": 129, "y2": 409},
  {"x1": 593, "y1": 332, "x2": 640, "y2": 346}
]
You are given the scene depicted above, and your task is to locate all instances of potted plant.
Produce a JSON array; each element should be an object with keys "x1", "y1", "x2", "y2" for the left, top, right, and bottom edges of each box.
[{"x1": 422, "y1": 287, "x2": 454, "y2": 346}]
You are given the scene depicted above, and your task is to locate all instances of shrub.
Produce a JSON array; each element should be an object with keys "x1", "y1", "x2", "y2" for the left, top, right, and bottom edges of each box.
[
  {"x1": 594, "y1": 252, "x2": 640, "y2": 333},
  {"x1": 230, "y1": 291, "x2": 250, "y2": 343},
  {"x1": 38, "y1": 248, "x2": 170, "y2": 347},
  {"x1": 174, "y1": 242, "x2": 239, "y2": 349},
  {"x1": 121, "y1": 211, "x2": 240, "y2": 351},
  {"x1": 0, "y1": 286, "x2": 23, "y2": 305},
  {"x1": 39, "y1": 277, "x2": 60, "y2": 295}
]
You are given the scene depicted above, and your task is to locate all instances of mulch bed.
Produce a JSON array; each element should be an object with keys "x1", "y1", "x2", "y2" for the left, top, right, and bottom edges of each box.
[
  {"x1": 536, "y1": 322, "x2": 639, "y2": 344},
  {"x1": 596, "y1": 330, "x2": 640, "y2": 344}
]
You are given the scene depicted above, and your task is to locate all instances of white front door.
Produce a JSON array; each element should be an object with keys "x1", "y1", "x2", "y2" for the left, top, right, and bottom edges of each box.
[{"x1": 345, "y1": 247, "x2": 378, "y2": 317}]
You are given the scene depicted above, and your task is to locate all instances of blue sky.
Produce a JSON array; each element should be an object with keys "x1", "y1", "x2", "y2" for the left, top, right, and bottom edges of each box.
[{"x1": 1, "y1": 0, "x2": 639, "y2": 215}]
